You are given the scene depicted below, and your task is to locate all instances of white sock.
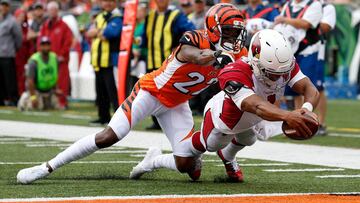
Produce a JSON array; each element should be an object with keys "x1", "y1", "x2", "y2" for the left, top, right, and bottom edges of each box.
[
  {"x1": 48, "y1": 134, "x2": 99, "y2": 171},
  {"x1": 220, "y1": 139, "x2": 245, "y2": 162},
  {"x1": 152, "y1": 154, "x2": 179, "y2": 172}
]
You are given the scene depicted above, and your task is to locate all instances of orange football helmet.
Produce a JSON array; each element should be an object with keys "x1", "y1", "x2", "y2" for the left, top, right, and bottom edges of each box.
[{"x1": 205, "y1": 3, "x2": 246, "y2": 53}]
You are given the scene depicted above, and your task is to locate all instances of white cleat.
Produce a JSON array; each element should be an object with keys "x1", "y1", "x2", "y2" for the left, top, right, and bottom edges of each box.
[
  {"x1": 17, "y1": 163, "x2": 50, "y2": 184},
  {"x1": 129, "y1": 147, "x2": 162, "y2": 179}
]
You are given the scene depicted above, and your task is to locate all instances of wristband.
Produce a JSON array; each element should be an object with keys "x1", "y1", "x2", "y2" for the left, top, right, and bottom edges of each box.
[
  {"x1": 30, "y1": 95, "x2": 37, "y2": 101},
  {"x1": 302, "y1": 102, "x2": 313, "y2": 112}
]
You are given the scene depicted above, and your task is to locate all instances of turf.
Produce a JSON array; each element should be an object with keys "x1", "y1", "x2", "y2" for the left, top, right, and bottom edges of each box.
[
  {"x1": 2, "y1": 100, "x2": 360, "y2": 149},
  {"x1": 0, "y1": 136, "x2": 359, "y2": 198}
]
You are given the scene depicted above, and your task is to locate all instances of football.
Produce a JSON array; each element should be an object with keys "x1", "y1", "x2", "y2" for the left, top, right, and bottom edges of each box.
[{"x1": 282, "y1": 111, "x2": 319, "y2": 140}]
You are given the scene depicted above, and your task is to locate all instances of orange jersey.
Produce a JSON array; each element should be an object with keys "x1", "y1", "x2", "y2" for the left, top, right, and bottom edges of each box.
[{"x1": 139, "y1": 30, "x2": 248, "y2": 108}]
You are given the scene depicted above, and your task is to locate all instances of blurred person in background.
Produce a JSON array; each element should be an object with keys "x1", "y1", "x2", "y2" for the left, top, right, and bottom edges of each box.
[
  {"x1": 38, "y1": 1, "x2": 73, "y2": 109},
  {"x1": 15, "y1": 8, "x2": 32, "y2": 96},
  {"x1": 180, "y1": 0, "x2": 194, "y2": 17},
  {"x1": 316, "y1": 1, "x2": 336, "y2": 136},
  {"x1": 27, "y1": 2, "x2": 46, "y2": 53},
  {"x1": 87, "y1": 0, "x2": 122, "y2": 125},
  {"x1": 273, "y1": 0, "x2": 322, "y2": 110},
  {"x1": 189, "y1": 0, "x2": 206, "y2": 29},
  {"x1": 18, "y1": 37, "x2": 59, "y2": 111},
  {"x1": 0, "y1": 0, "x2": 23, "y2": 106},
  {"x1": 143, "y1": 0, "x2": 195, "y2": 130},
  {"x1": 130, "y1": 3, "x2": 147, "y2": 86},
  {"x1": 242, "y1": 0, "x2": 279, "y2": 47}
]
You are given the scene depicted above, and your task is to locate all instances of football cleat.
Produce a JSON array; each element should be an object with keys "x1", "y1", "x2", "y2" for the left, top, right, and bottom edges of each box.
[
  {"x1": 217, "y1": 150, "x2": 244, "y2": 182},
  {"x1": 17, "y1": 163, "x2": 50, "y2": 184},
  {"x1": 188, "y1": 155, "x2": 202, "y2": 181},
  {"x1": 129, "y1": 147, "x2": 162, "y2": 179}
]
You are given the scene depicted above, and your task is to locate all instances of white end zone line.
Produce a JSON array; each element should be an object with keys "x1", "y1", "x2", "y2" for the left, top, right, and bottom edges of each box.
[
  {"x1": 0, "y1": 161, "x2": 139, "y2": 165},
  {"x1": 316, "y1": 174, "x2": 360, "y2": 178},
  {"x1": 1, "y1": 192, "x2": 360, "y2": 202},
  {"x1": 264, "y1": 168, "x2": 345, "y2": 172}
]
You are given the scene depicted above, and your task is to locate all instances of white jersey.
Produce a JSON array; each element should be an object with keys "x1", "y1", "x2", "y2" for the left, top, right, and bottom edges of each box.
[{"x1": 208, "y1": 59, "x2": 306, "y2": 135}]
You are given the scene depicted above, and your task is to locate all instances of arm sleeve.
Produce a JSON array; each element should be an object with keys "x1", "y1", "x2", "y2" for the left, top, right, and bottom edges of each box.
[
  {"x1": 26, "y1": 60, "x2": 37, "y2": 79},
  {"x1": 302, "y1": 1, "x2": 322, "y2": 28},
  {"x1": 288, "y1": 63, "x2": 306, "y2": 87},
  {"x1": 173, "y1": 12, "x2": 195, "y2": 34},
  {"x1": 12, "y1": 21, "x2": 23, "y2": 50},
  {"x1": 58, "y1": 24, "x2": 73, "y2": 59},
  {"x1": 179, "y1": 31, "x2": 202, "y2": 48},
  {"x1": 103, "y1": 16, "x2": 123, "y2": 39},
  {"x1": 321, "y1": 4, "x2": 336, "y2": 29}
]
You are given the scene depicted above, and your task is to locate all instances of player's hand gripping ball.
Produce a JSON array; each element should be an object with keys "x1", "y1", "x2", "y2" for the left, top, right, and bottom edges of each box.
[{"x1": 282, "y1": 110, "x2": 319, "y2": 140}]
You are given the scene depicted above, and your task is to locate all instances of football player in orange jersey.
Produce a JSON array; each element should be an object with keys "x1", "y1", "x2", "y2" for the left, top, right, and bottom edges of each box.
[{"x1": 17, "y1": 3, "x2": 248, "y2": 184}]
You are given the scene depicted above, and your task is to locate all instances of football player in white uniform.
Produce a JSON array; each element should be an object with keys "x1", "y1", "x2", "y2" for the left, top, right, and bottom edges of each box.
[{"x1": 130, "y1": 29, "x2": 319, "y2": 182}]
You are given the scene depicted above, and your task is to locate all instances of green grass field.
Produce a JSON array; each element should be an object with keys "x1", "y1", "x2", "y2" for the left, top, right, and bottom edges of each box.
[
  {"x1": 0, "y1": 136, "x2": 359, "y2": 199},
  {"x1": 1, "y1": 100, "x2": 360, "y2": 199}
]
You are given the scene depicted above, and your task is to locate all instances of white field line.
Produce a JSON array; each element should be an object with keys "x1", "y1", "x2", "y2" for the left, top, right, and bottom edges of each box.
[
  {"x1": 0, "y1": 141, "x2": 61, "y2": 145},
  {"x1": 59, "y1": 146, "x2": 127, "y2": 150},
  {"x1": 0, "y1": 110, "x2": 13, "y2": 114},
  {"x1": 316, "y1": 174, "x2": 360, "y2": 178},
  {"x1": 61, "y1": 114, "x2": 92, "y2": 120},
  {"x1": 216, "y1": 163, "x2": 291, "y2": 167},
  {"x1": 1, "y1": 120, "x2": 360, "y2": 169},
  {"x1": 1, "y1": 192, "x2": 360, "y2": 202},
  {"x1": 26, "y1": 144, "x2": 71, "y2": 147},
  {"x1": 0, "y1": 160, "x2": 139, "y2": 165},
  {"x1": 95, "y1": 150, "x2": 148, "y2": 154},
  {"x1": 328, "y1": 133, "x2": 360, "y2": 138},
  {"x1": 264, "y1": 168, "x2": 345, "y2": 172},
  {"x1": 129, "y1": 154, "x2": 146, "y2": 157},
  {"x1": 0, "y1": 137, "x2": 31, "y2": 141},
  {"x1": 23, "y1": 112, "x2": 51, "y2": 116}
]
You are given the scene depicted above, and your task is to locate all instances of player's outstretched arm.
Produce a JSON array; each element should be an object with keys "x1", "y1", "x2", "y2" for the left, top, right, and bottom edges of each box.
[
  {"x1": 291, "y1": 77, "x2": 320, "y2": 111},
  {"x1": 241, "y1": 95, "x2": 315, "y2": 136},
  {"x1": 176, "y1": 44, "x2": 217, "y2": 66}
]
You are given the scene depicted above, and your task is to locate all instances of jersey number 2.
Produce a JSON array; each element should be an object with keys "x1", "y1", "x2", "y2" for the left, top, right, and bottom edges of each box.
[{"x1": 173, "y1": 72, "x2": 217, "y2": 95}]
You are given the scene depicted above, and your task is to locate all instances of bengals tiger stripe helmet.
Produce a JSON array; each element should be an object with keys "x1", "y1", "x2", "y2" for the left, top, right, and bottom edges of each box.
[{"x1": 205, "y1": 3, "x2": 246, "y2": 54}]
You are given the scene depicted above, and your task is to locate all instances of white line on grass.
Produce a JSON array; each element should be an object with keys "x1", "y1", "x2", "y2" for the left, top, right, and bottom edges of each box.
[
  {"x1": 1, "y1": 192, "x2": 360, "y2": 202},
  {"x1": 0, "y1": 160, "x2": 139, "y2": 165},
  {"x1": 0, "y1": 110, "x2": 13, "y2": 114},
  {"x1": 95, "y1": 150, "x2": 148, "y2": 154},
  {"x1": 264, "y1": 168, "x2": 345, "y2": 172},
  {"x1": 0, "y1": 137, "x2": 31, "y2": 141},
  {"x1": 61, "y1": 114, "x2": 92, "y2": 120},
  {"x1": 203, "y1": 159, "x2": 246, "y2": 163},
  {"x1": 22, "y1": 112, "x2": 51, "y2": 116},
  {"x1": 129, "y1": 154, "x2": 146, "y2": 157},
  {"x1": 328, "y1": 133, "x2": 360, "y2": 138},
  {"x1": 0, "y1": 141, "x2": 61, "y2": 145},
  {"x1": 216, "y1": 163, "x2": 291, "y2": 167},
  {"x1": 26, "y1": 144, "x2": 71, "y2": 147},
  {"x1": 316, "y1": 174, "x2": 360, "y2": 178}
]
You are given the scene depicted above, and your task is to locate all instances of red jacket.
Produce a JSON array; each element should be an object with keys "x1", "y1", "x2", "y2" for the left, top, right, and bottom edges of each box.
[{"x1": 38, "y1": 17, "x2": 73, "y2": 61}]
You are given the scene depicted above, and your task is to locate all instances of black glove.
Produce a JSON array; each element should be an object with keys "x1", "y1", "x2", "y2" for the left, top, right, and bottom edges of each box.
[{"x1": 213, "y1": 50, "x2": 235, "y2": 69}]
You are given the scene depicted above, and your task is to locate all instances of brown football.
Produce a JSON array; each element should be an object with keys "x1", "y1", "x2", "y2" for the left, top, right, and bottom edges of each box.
[{"x1": 282, "y1": 111, "x2": 319, "y2": 140}]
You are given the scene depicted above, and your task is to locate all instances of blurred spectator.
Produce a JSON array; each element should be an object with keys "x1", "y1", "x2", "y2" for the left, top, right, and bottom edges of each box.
[
  {"x1": 143, "y1": 0, "x2": 195, "y2": 129},
  {"x1": 18, "y1": 36, "x2": 59, "y2": 111},
  {"x1": 15, "y1": 8, "x2": 32, "y2": 96},
  {"x1": 87, "y1": 0, "x2": 122, "y2": 125},
  {"x1": 180, "y1": 0, "x2": 193, "y2": 16},
  {"x1": 38, "y1": 1, "x2": 73, "y2": 109},
  {"x1": 189, "y1": 0, "x2": 206, "y2": 29},
  {"x1": 130, "y1": 3, "x2": 147, "y2": 83},
  {"x1": 242, "y1": 0, "x2": 279, "y2": 47},
  {"x1": 274, "y1": 0, "x2": 322, "y2": 109},
  {"x1": 28, "y1": 2, "x2": 46, "y2": 52},
  {"x1": 316, "y1": 1, "x2": 336, "y2": 135},
  {"x1": 0, "y1": 0, "x2": 23, "y2": 106}
]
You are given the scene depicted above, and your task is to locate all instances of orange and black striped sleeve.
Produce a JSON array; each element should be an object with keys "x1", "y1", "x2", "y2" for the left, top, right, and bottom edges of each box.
[{"x1": 179, "y1": 30, "x2": 203, "y2": 48}]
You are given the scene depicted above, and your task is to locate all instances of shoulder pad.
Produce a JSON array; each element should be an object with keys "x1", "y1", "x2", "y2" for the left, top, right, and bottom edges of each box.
[{"x1": 224, "y1": 81, "x2": 244, "y2": 95}]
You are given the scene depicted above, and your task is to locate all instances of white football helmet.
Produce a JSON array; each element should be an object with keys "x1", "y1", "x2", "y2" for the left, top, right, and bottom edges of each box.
[{"x1": 248, "y1": 29, "x2": 296, "y2": 89}]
